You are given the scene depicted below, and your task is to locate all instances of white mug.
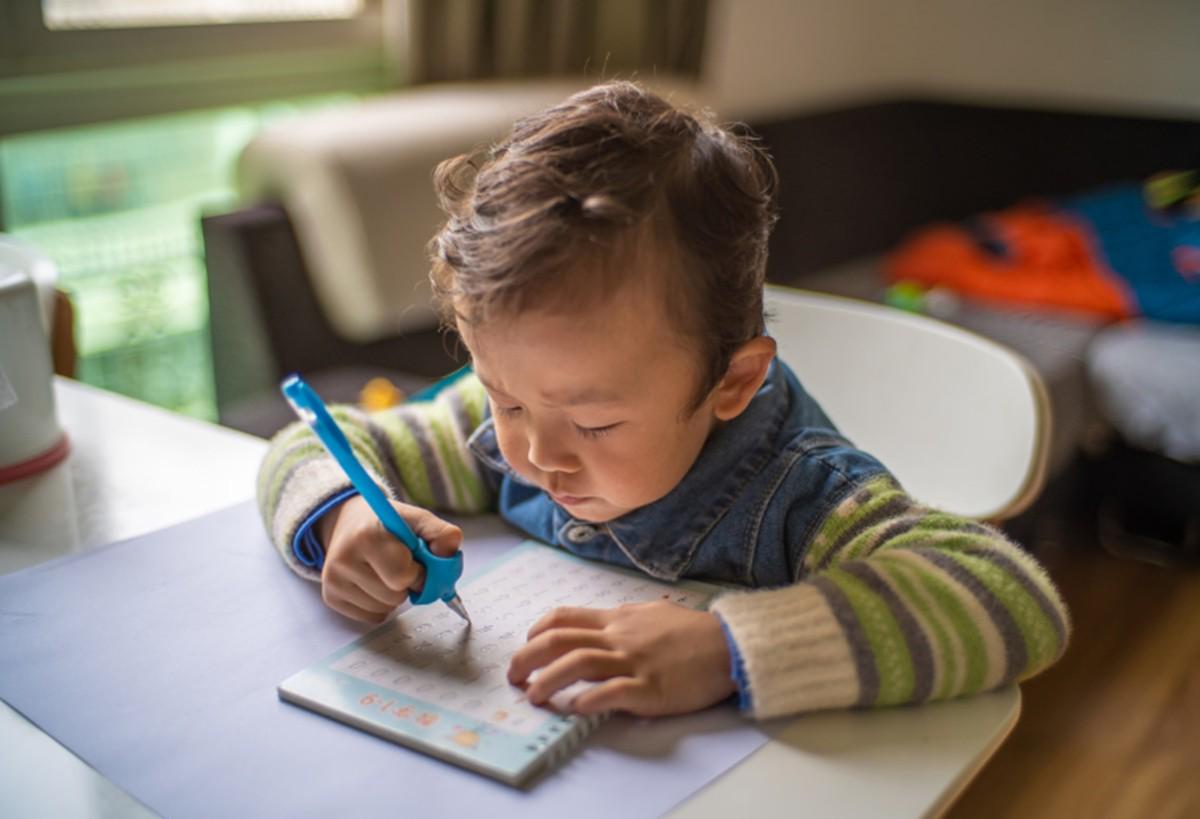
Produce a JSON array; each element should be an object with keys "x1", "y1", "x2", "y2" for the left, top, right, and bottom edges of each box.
[{"x1": 0, "y1": 237, "x2": 68, "y2": 482}]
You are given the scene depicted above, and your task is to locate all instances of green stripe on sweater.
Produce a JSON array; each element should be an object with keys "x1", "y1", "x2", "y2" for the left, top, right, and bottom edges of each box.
[
  {"x1": 428, "y1": 408, "x2": 486, "y2": 511},
  {"x1": 375, "y1": 412, "x2": 436, "y2": 508},
  {"x1": 805, "y1": 480, "x2": 877, "y2": 568},
  {"x1": 807, "y1": 477, "x2": 906, "y2": 568},
  {"x1": 875, "y1": 555, "x2": 959, "y2": 701},
  {"x1": 331, "y1": 408, "x2": 388, "y2": 480},
  {"x1": 942, "y1": 549, "x2": 1059, "y2": 677},
  {"x1": 257, "y1": 420, "x2": 310, "y2": 498},
  {"x1": 870, "y1": 526, "x2": 988, "y2": 556},
  {"x1": 824, "y1": 566, "x2": 915, "y2": 706},
  {"x1": 913, "y1": 560, "x2": 990, "y2": 695}
]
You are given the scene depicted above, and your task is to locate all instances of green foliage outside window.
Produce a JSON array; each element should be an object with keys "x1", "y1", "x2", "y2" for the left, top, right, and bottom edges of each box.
[{"x1": 1, "y1": 95, "x2": 356, "y2": 419}]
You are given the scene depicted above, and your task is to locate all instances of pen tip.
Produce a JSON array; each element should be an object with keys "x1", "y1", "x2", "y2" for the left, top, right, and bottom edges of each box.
[{"x1": 448, "y1": 595, "x2": 472, "y2": 625}]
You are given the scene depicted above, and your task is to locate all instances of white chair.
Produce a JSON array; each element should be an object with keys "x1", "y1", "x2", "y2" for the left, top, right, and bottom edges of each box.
[{"x1": 764, "y1": 285, "x2": 1051, "y2": 521}]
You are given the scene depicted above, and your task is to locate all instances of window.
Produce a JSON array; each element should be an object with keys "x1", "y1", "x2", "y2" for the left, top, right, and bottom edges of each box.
[
  {"x1": 0, "y1": 1, "x2": 397, "y2": 417},
  {"x1": 1, "y1": 95, "x2": 359, "y2": 419},
  {"x1": 43, "y1": 0, "x2": 364, "y2": 29},
  {"x1": 1, "y1": 0, "x2": 393, "y2": 135}
]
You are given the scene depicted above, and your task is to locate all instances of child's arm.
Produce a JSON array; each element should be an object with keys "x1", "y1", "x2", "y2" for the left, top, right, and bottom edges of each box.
[
  {"x1": 255, "y1": 373, "x2": 493, "y2": 584},
  {"x1": 710, "y1": 475, "x2": 1070, "y2": 719},
  {"x1": 508, "y1": 474, "x2": 1067, "y2": 720}
]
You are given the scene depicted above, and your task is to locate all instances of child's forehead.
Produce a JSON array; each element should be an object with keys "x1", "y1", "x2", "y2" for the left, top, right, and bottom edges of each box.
[
  {"x1": 477, "y1": 265, "x2": 683, "y2": 343},
  {"x1": 460, "y1": 282, "x2": 699, "y2": 396},
  {"x1": 550, "y1": 241, "x2": 689, "y2": 321}
]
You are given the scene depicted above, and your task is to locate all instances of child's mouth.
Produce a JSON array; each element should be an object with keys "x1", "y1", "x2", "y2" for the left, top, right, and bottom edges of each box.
[{"x1": 551, "y1": 492, "x2": 589, "y2": 507}]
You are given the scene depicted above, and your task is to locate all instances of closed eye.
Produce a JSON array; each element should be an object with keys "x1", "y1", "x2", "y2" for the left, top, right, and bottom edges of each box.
[
  {"x1": 491, "y1": 397, "x2": 618, "y2": 438},
  {"x1": 575, "y1": 422, "x2": 621, "y2": 439}
]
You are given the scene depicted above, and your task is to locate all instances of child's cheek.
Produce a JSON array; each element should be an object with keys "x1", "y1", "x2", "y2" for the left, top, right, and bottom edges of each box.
[{"x1": 494, "y1": 422, "x2": 531, "y2": 474}]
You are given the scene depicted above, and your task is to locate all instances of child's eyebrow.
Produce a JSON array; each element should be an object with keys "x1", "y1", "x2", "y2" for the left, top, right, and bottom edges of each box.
[
  {"x1": 542, "y1": 386, "x2": 625, "y2": 407},
  {"x1": 474, "y1": 372, "x2": 509, "y2": 398},
  {"x1": 476, "y1": 373, "x2": 623, "y2": 407}
]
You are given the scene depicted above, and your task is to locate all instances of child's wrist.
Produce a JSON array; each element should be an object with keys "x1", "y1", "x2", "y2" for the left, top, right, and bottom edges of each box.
[{"x1": 316, "y1": 499, "x2": 348, "y2": 547}]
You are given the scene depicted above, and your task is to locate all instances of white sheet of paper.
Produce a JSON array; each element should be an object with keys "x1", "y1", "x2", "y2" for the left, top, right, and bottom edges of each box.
[{"x1": 0, "y1": 501, "x2": 768, "y2": 819}]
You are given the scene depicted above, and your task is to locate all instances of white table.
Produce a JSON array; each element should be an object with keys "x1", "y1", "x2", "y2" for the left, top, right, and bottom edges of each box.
[{"x1": 0, "y1": 379, "x2": 1019, "y2": 819}]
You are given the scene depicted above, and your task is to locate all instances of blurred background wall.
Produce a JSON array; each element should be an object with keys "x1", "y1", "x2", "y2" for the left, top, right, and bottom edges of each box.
[
  {"x1": 1, "y1": 0, "x2": 1197, "y2": 420},
  {"x1": 707, "y1": 0, "x2": 1200, "y2": 120}
]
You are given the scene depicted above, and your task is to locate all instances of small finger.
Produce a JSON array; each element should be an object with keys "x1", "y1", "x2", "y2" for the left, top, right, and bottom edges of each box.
[
  {"x1": 526, "y1": 606, "x2": 611, "y2": 640},
  {"x1": 340, "y1": 559, "x2": 413, "y2": 607},
  {"x1": 324, "y1": 589, "x2": 391, "y2": 624},
  {"x1": 524, "y1": 649, "x2": 629, "y2": 706},
  {"x1": 324, "y1": 562, "x2": 401, "y2": 611}
]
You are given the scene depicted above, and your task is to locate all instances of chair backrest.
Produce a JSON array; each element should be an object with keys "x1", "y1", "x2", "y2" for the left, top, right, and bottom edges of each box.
[{"x1": 764, "y1": 285, "x2": 1051, "y2": 521}]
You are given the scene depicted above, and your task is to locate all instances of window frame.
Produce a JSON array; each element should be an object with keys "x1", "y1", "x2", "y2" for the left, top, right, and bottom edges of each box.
[{"x1": 0, "y1": 0, "x2": 399, "y2": 136}]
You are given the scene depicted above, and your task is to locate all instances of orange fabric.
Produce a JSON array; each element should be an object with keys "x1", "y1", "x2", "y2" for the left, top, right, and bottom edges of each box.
[{"x1": 886, "y1": 204, "x2": 1135, "y2": 319}]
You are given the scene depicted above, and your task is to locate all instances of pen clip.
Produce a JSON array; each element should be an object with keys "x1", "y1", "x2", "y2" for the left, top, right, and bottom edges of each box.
[{"x1": 281, "y1": 375, "x2": 358, "y2": 462}]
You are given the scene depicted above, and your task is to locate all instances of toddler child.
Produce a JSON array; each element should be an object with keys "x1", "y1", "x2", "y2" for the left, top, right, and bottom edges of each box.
[{"x1": 258, "y1": 81, "x2": 1069, "y2": 720}]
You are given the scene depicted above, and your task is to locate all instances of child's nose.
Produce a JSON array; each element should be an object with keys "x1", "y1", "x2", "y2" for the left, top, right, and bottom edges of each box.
[{"x1": 526, "y1": 429, "x2": 578, "y2": 474}]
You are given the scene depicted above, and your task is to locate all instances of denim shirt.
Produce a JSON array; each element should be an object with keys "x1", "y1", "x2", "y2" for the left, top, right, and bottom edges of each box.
[{"x1": 467, "y1": 359, "x2": 893, "y2": 590}]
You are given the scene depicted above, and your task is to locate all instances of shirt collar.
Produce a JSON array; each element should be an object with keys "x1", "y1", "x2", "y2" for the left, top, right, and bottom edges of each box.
[{"x1": 603, "y1": 359, "x2": 791, "y2": 579}]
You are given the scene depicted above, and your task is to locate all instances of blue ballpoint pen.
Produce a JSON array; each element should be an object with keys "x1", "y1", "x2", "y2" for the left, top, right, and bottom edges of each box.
[{"x1": 281, "y1": 374, "x2": 471, "y2": 624}]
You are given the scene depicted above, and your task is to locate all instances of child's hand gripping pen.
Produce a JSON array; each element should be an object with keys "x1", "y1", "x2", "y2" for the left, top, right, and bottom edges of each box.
[{"x1": 281, "y1": 374, "x2": 471, "y2": 624}]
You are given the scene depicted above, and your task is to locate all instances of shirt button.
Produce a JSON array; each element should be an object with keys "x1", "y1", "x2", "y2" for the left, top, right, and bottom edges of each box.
[{"x1": 566, "y1": 525, "x2": 598, "y2": 544}]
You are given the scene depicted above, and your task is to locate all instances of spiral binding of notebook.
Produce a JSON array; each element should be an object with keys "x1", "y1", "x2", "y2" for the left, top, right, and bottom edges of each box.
[{"x1": 534, "y1": 711, "x2": 606, "y2": 777}]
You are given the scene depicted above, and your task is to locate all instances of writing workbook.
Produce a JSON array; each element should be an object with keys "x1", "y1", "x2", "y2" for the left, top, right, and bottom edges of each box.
[{"x1": 279, "y1": 541, "x2": 718, "y2": 786}]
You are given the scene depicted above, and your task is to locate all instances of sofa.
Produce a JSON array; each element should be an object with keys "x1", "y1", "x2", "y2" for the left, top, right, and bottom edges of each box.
[{"x1": 202, "y1": 84, "x2": 1200, "y2": 491}]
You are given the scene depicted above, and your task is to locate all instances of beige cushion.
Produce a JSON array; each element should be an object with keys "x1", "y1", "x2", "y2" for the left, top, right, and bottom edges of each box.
[{"x1": 238, "y1": 78, "x2": 701, "y2": 342}]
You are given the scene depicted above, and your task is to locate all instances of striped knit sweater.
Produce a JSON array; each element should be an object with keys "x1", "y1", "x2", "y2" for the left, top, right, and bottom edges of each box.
[{"x1": 257, "y1": 373, "x2": 1069, "y2": 720}]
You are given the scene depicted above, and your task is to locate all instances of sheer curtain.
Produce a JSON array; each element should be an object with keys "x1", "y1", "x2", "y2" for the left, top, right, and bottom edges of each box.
[{"x1": 401, "y1": 0, "x2": 708, "y2": 84}]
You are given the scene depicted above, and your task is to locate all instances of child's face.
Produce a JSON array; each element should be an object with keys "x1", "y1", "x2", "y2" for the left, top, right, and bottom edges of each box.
[{"x1": 458, "y1": 280, "x2": 718, "y2": 523}]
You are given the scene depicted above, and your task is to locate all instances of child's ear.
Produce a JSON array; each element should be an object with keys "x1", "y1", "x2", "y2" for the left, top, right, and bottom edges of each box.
[{"x1": 712, "y1": 336, "x2": 777, "y2": 421}]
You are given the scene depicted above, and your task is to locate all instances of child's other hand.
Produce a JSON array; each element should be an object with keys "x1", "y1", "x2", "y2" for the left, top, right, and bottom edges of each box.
[
  {"x1": 316, "y1": 495, "x2": 463, "y2": 623},
  {"x1": 506, "y1": 602, "x2": 736, "y2": 717}
]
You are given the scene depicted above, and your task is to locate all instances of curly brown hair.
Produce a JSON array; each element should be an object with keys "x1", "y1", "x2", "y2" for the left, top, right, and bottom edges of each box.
[{"x1": 429, "y1": 80, "x2": 778, "y2": 411}]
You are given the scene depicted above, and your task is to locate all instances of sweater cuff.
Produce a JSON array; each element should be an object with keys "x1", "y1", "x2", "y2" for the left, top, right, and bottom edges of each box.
[
  {"x1": 269, "y1": 457, "x2": 370, "y2": 580},
  {"x1": 291, "y1": 488, "x2": 359, "y2": 570},
  {"x1": 710, "y1": 582, "x2": 860, "y2": 719},
  {"x1": 716, "y1": 614, "x2": 753, "y2": 712}
]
